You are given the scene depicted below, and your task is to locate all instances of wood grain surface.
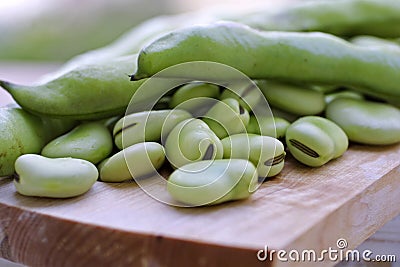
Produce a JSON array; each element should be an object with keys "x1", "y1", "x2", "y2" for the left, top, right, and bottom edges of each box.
[{"x1": 0, "y1": 64, "x2": 399, "y2": 267}]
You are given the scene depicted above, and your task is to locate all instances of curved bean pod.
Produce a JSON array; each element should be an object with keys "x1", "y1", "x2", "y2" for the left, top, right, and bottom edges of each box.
[
  {"x1": 0, "y1": 106, "x2": 76, "y2": 177},
  {"x1": 132, "y1": 22, "x2": 400, "y2": 104},
  {"x1": 0, "y1": 55, "x2": 146, "y2": 120},
  {"x1": 233, "y1": 0, "x2": 400, "y2": 38}
]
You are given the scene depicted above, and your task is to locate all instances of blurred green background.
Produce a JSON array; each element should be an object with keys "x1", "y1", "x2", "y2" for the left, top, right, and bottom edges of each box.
[
  {"x1": 0, "y1": 0, "x2": 176, "y2": 61},
  {"x1": 0, "y1": 0, "x2": 280, "y2": 62}
]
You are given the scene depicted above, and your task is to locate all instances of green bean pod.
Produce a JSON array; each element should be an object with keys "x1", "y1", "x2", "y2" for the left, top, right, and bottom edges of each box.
[
  {"x1": 13, "y1": 154, "x2": 98, "y2": 198},
  {"x1": 167, "y1": 159, "x2": 258, "y2": 206},
  {"x1": 41, "y1": 122, "x2": 113, "y2": 164},
  {"x1": 233, "y1": 0, "x2": 400, "y2": 38},
  {"x1": 286, "y1": 116, "x2": 348, "y2": 167},
  {"x1": 221, "y1": 134, "x2": 285, "y2": 178},
  {"x1": 0, "y1": 55, "x2": 146, "y2": 120},
  {"x1": 202, "y1": 98, "x2": 249, "y2": 139},
  {"x1": 99, "y1": 142, "x2": 165, "y2": 182},
  {"x1": 0, "y1": 106, "x2": 76, "y2": 177},
  {"x1": 326, "y1": 98, "x2": 400, "y2": 145},
  {"x1": 113, "y1": 109, "x2": 192, "y2": 150},
  {"x1": 132, "y1": 22, "x2": 400, "y2": 104},
  {"x1": 164, "y1": 118, "x2": 223, "y2": 169}
]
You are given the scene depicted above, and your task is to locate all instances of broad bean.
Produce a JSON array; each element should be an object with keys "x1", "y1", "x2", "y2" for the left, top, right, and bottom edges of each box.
[
  {"x1": 13, "y1": 154, "x2": 98, "y2": 198},
  {"x1": 99, "y1": 142, "x2": 165, "y2": 182},
  {"x1": 221, "y1": 134, "x2": 285, "y2": 178},
  {"x1": 202, "y1": 98, "x2": 249, "y2": 139},
  {"x1": 326, "y1": 98, "x2": 400, "y2": 145},
  {"x1": 167, "y1": 159, "x2": 258, "y2": 206},
  {"x1": 286, "y1": 116, "x2": 348, "y2": 167},
  {"x1": 257, "y1": 81, "x2": 326, "y2": 116},
  {"x1": 164, "y1": 118, "x2": 223, "y2": 168},
  {"x1": 169, "y1": 82, "x2": 220, "y2": 116},
  {"x1": 42, "y1": 122, "x2": 113, "y2": 164},
  {"x1": 113, "y1": 109, "x2": 192, "y2": 149},
  {"x1": 247, "y1": 116, "x2": 290, "y2": 139}
]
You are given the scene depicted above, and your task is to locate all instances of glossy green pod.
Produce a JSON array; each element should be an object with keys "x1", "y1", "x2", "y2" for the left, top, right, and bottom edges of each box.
[
  {"x1": 169, "y1": 82, "x2": 220, "y2": 116},
  {"x1": 167, "y1": 159, "x2": 258, "y2": 206},
  {"x1": 41, "y1": 122, "x2": 113, "y2": 164},
  {"x1": 99, "y1": 142, "x2": 165, "y2": 182},
  {"x1": 247, "y1": 115, "x2": 290, "y2": 139},
  {"x1": 221, "y1": 134, "x2": 285, "y2": 178},
  {"x1": 326, "y1": 98, "x2": 400, "y2": 145},
  {"x1": 286, "y1": 116, "x2": 348, "y2": 167},
  {"x1": 0, "y1": 55, "x2": 146, "y2": 120},
  {"x1": 113, "y1": 109, "x2": 192, "y2": 150},
  {"x1": 0, "y1": 106, "x2": 76, "y2": 177},
  {"x1": 165, "y1": 118, "x2": 223, "y2": 169},
  {"x1": 13, "y1": 154, "x2": 98, "y2": 198},
  {"x1": 257, "y1": 81, "x2": 326, "y2": 115},
  {"x1": 202, "y1": 98, "x2": 249, "y2": 139},
  {"x1": 233, "y1": 0, "x2": 400, "y2": 38},
  {"x1": 132, "y1": 22, "x2": 400, "y2": 104}
]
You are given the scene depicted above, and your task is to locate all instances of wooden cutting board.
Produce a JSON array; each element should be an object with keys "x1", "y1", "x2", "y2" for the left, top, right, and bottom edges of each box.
[{"x1": 0, "y1": 64, "x2": 400, "y2": 267}]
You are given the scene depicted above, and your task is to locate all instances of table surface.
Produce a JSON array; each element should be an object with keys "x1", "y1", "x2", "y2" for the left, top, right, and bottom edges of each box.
[{"x1": 0, "y1": 63, "x2": 399, "y2": 267}]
